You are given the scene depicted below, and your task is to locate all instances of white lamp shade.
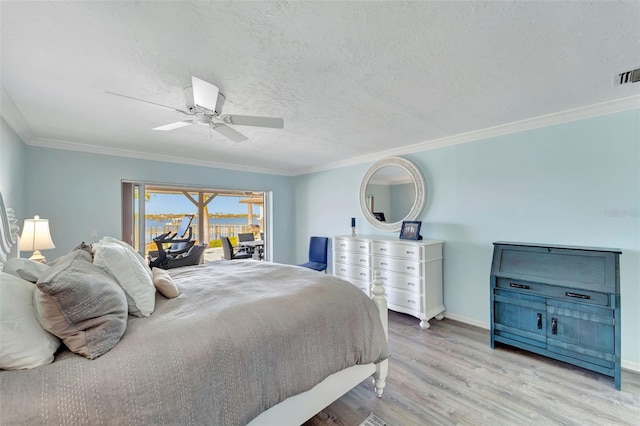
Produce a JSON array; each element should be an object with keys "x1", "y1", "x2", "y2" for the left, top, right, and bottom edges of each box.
[{"x1": 20, "y1": 215, "x2": 55, "y2": 251}]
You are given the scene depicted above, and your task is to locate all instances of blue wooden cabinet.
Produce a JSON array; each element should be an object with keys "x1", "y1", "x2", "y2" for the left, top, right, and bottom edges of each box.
[{"x1": 490, "y1": 242, "x2": 622, "y2": 390}]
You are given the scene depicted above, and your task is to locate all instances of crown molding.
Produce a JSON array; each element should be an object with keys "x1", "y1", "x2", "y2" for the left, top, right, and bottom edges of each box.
[
  {"x1": 28, "y1": 137, "x2": 294, "y2": 176},
  {"x1": 294, "y1": 95, "x2": 640, "y2": 176},
  {"x1": 0, "y1": 85, "x2": 35, "y2": 143},
  {"x1": 14, "y1": 95, "x2": 640, "y2": 177}
]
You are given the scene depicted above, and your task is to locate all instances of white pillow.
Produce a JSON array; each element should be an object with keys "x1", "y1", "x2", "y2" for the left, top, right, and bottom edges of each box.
[
  {"x1": 0, "y1": 271, "x2": 60, "y2": 369},
  {"x1": 152, "y1": 267, "x2": 180, "y2": 298},
  {"x1": 3, "y1": 258, "x2": 50, "y2": 283},
  {"x1": 93, "y1": 237, "x2": 155, "y2": 317}
]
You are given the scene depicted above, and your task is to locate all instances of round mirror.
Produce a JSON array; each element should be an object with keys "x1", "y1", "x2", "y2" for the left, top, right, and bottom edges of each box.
[{"x1": 359, "y1": 156, "x2": 426, "y2": 232}]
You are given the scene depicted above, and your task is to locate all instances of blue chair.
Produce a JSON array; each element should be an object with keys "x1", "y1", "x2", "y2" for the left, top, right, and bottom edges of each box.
[{"x1": 298, "y1": 236, "x2": 329, "y2": 273}]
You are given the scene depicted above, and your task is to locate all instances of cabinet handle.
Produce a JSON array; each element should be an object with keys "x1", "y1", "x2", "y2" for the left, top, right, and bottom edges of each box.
[
  {"x1": 340, "y1": 256, "x2": 346, "y2": 260},
  {"x1": 380, "y1": 262, "x2": 387, "y2": 266},
  {"x1": 380, "y1": 248, "x2": 388, "y2": 252},
  {"x1": 551, "y1": 318, "x2": 557, "y2": 335},
  {"x1": 360, "y1": 273, "x2": 366, "y2": 276},
  {"x1": 537, "y1": 313, "x2": 542, "y2": 330},
  {"x1": 407, "y1": 282, "x2": 416, "y2": 286},
  {"x1": 406, "y1": 250, "x2": 414, "y2": 255},
  {"x1": 509, "y1": 283, "x2": 530, "y2": 290},
  {"x1": 359, "y1": 259, "x2": 366, "y2": 262},
  {"x1": 565, "y1": 292, "x2": 590, "y2": 300},
  {"x1": 408, "y1": 300, "x2": 415, "y2": 304},
  {"x1": 359, "y1": 245, "x2": 366, "y2": 249},
  {"x1": 406, "y1": 266, "x2": 415, "y2": 270},
  {"x1": 340, "y1": 268, "x2": 346, "y2": 272}
]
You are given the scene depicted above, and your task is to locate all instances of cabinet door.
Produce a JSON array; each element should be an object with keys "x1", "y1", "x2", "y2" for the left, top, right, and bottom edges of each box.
[
  {"x1": 493, "y1": 289, "x2": 546, "y2": 348},
  {"x1": 546, "y1": 300, "x2": 615, "y2": 368}
]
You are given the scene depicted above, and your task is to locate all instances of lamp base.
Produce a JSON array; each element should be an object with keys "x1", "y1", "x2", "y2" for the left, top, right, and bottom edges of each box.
[{"x1": 29, "y1": 250, "x2": 47, "y2": 264}]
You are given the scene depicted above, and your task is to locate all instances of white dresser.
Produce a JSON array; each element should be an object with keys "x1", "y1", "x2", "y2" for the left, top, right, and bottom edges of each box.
[{"x1": 333, "y1": 235, "x2": 444, "y2": 329}]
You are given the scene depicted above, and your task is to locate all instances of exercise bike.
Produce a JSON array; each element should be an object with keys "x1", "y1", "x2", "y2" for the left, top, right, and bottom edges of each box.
[{"x1": 148, "y1": 215, "x2": 206, "y2": 269}]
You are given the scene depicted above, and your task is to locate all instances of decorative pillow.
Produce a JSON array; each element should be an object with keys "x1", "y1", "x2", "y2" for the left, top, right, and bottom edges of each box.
[
  {"x1": 152, "y1": 267, "x2": 180, "y2": 298},
  {"x1": 93, "y1": 236, "x2": 155, "y2": 317},
  {"x1": 34, "y1": 250, "x2": 127, "y2": 360},
  {"x1": 0, "y1": 272, "x2": 60, "y2": 369},
  {"x1": 3, "y1": 258, "x2": 50, "y2": 283}
]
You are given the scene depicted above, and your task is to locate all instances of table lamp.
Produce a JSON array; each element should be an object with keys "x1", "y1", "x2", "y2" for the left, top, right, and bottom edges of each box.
[{"x1": 20, "y1": 215, "x2": 55, "y2": 263}]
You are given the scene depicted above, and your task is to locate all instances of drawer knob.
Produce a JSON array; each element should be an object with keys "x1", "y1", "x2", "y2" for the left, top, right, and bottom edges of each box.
[
  {"x1": 565, "y1": 292, "x2": 590, "y2": 300},
  {"x1": 509, "y1": 282, "x2": 530, "y2": 290}
]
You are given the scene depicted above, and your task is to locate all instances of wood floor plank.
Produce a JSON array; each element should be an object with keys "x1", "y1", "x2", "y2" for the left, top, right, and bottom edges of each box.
[{"x1": 304, "y1": 311, "x2": 640, "y2": 426}]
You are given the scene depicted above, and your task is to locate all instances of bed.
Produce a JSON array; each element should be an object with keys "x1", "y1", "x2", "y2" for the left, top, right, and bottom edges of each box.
[{"x1": 0, "y1": 193, "x2": 389, "y2": 425}]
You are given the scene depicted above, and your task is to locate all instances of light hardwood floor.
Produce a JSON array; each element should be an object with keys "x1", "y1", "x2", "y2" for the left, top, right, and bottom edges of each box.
[{"x1": 305, "y1": 311, "x2": 640, "y2": 426}]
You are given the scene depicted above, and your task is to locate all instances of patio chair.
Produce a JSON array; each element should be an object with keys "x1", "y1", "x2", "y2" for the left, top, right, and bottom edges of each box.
[
  {"x1": 221, "y1": 237, "x2": 252, "y2": 260},
  {"x1": 298, "y1": 236, "x2": 328, "y2": 273},
  {"x1": 238, "y1": 232, "x2": 256, "y2": 256}
]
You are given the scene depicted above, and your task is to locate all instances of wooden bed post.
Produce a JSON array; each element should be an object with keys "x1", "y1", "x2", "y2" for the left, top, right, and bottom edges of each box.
[{"x1": 371, "y1": 269, "x2": 388, "y2": 397}]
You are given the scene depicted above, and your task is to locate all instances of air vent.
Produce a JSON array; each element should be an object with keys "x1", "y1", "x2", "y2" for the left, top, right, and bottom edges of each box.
[{"x1": 613, "y1": 66, "x2": 640, "y2": 86}]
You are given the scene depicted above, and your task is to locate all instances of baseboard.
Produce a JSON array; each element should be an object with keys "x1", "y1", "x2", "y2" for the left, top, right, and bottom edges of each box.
[
  {"x1": 443, "y1": 312, "x2": 489, "y2": 330},
  {"x1": 442, "y1": 313, "x2": 640, "y2": 374}
]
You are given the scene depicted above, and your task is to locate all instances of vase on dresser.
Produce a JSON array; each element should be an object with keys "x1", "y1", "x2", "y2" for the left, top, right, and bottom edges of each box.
[{"x1": 333, "y1": 235, "x2": 444, "y2": 329}]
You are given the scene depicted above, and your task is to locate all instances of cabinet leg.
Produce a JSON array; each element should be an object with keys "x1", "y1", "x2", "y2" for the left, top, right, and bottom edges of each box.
[
  {"x1": 419, "y1": 320, "x2": 430, "y2": 329},
  {"x1": 435, "y1": 313, "x2": 444, "y2": 320}
]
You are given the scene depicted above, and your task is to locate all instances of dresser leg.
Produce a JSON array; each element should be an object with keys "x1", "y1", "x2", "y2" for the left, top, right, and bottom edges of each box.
[
  {"x1": 435, "y1": 313, "x2": 444, "y2": 320},
  {"x1": 419, "y1": 320, "x2": 431, "y2": 329}
]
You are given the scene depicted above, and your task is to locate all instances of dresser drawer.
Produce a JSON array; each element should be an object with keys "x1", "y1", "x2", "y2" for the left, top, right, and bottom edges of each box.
[
  {"x1": 377, "y1": 269, "x2": 423, "y2": 294},
  {"x1": 334, "y1": 250, "x2": 370, "y2": 268},
  {"x1": 496, "y1": 278, "x2": 610, "y2": 307},
  {"x1": 334, "y1": 263, "x2": 371, "y2": 283},
  {"x1": 334, "y1": 238, "x2": 370, "y2": 254},
  {"x1": 372, "y1": 241, "x2": 422, "y2": 260},
  {"x1": 386, "y1": 288, "x2": 424, "y2": 312},
  {"x1": 372, "y1": 256, "x2": 422, "y2": 276}
]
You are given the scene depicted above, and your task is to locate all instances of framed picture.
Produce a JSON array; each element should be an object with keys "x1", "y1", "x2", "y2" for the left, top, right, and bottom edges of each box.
[
  {"x1": 373, "y1": 212, "x2": 386, "y2": 222},
  {"x1": 399, "y1": 221, "x2": 422, "y2": 240}
]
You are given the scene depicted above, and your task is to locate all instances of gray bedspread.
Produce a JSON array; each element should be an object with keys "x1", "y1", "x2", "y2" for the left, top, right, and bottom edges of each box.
[{"x1": 0, "y1": 261, "x2": 389, "y2": 425}]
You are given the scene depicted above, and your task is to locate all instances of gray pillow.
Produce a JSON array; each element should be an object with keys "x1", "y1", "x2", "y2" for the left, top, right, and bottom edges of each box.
[
  {"x1": 3, "y1": 257, "x2": 50, "y2": 283},
  {"x1": 34, "y1": 250, "x2": 128, "y2": 359}
]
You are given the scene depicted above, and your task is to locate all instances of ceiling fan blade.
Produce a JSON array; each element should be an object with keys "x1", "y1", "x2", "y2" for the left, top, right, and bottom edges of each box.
[
  {"x1": 221, "y1": 115, "x2": 284, "y2": 129},
  {"x1": 153, "y1": 121, "x2": 193, "y2": 131},
  {"x1": 192, "y1": 76, "x2": 219, "y2": 113},
  {"x1": 213, "y1": 123, "x2": 249, "y2": 142},
  {"x1": 104, "y1": 91, "x2": 192, "y2": 115}
]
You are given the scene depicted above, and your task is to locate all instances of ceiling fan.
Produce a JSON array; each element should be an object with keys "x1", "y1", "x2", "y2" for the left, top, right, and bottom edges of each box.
[{"x1": 105, "y1": 76, "x2": 284, "y2": 142}]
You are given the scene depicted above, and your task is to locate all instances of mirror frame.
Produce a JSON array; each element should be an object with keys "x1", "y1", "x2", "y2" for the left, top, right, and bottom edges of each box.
[{"x1": 359, "y1": 156, "x2": 426, "y2": 232}]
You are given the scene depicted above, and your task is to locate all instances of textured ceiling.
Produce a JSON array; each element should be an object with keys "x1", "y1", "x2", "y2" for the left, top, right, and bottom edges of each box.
[{"x1": 1, "y1": 1, "x2": 639, "y2": 175}]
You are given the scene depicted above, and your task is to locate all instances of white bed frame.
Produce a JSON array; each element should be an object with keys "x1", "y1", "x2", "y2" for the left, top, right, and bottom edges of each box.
[{"x1": 0, "y1": 192, "x2": 389, "y2": 425}]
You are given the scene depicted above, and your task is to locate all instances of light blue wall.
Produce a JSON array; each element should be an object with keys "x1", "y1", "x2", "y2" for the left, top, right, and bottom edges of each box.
[
  {"x1": 0, "y1": 118, "x2": 27, "y2": 215},
  {"x1": 294, "y1": 109, "x2": 640, "y2": 368},
  {"x1": 5, "y1": 108, "x2": 639, "y2": 368},
  {"x1": 24, "y1": 147, "x2": 296, "y2": 263}
]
